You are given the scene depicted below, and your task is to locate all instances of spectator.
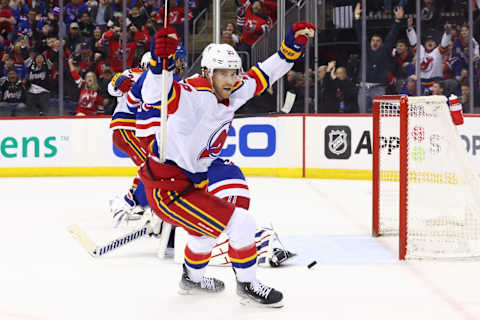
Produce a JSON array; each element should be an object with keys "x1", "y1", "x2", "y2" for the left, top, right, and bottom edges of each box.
[
  {"x1": 90, "y1": 0, "x2": 109, "y2": 30},
  {"x1": 17, "y1": 7, "x2": 39, "y2": 38},
  {"x1": 260, "y1": 0, "x2": 277, "y2": 23},
  {"x1": 128, "y1": 5, "x2": 148, "y2": 30},
  {"x1": 2, "y1": 54, "x2": 27, "y2": 80},
  {"x1": 64, "y1": 0, "x2": 89, "y2": 25},
  {"x1": 66, "y1": 22, "x2": 84, "y2": 54},
  {"x1": 68, "y1": 57, "x2": 103, "y2": 116},
  {"x1": 235, "y1": 0, "x2": 249, "y2": 33},
  {"x1": 431, "y1": 79, "x2": 444, "y2": 95},
  {"x1": 33, "y1": 24, "x2": 54, "y2": 54},
  {"x1": 354, "y1": 3, "x2": 404, "y2": 112},
  {"x1": 400, "y1": 74, "x2": 426, "y2": 96},
  {"x1": 221, "y1": 29, "x2": 236, "y2": 49},
  {"x1": 406, "y1": 17, "x2": 452, "y2": 93},
  {"x1": 321, "y1": 61, "x2": 356, "y2": 113},
  {"x1": 174, "y1": 44, "x2": 186, "y2": 79},
  {"x1": 225, "y1": 22, "x2": 240, "y2": 46},
  {"x1": 460, "y1": 82, "x2": 470, "y2": 108},
  {"x1": 24, "y1": 53, "x2": 53, "y2": 116},
  {"x1": 289, "y1": 72, "x2": 314, "y2": 113},
  {"x1": 239, "y1": 0, "x2": 272, "y2": 55},
  {"x1": 142, "y1": 17, "x2": 157, "y2": 38},
  {"x1": 43, "y1": 6, "x2": 60, "y2": 36},
  {"x1": 421, "y1": 0, "x2": 441, "y2": 31},
  {"x1": 0, "y1": 68, "x2": 26, "y2": 116},
  {"x1": 0, "y1": 34, "x2": 11, "y2": 60},
  {"x1": 78, "y1": 11, "x2": 95, "y2": 39},
  {"x1": 98, "y1": 66, "x2": 115, "y2": 114},
  {"x1": 391, "y1": 39, "x2": 414, "y2": 88},
  {"x1": 11, "y1": 39, "x2": 27, "y2": 66},
  {"x1": 97, "y1": 24, "x2": 149, "y2": 72},
  {"x1": 157, "y1": 0, "x2": 193, "y2": 42},
  {"x1": 0, "y1": 0, "x2": 16, "y2": 41},
  {"x1": 451, "y1": 24, "x2": 480, "y2": 79}
]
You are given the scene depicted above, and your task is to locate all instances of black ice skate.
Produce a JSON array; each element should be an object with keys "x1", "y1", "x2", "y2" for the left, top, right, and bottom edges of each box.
[
  {"x1": 178, "y1": 264, "x2": 225, "y2": 295},
  {"x1": 236, "y1": 279, "x2": 284, "y2": 308}
]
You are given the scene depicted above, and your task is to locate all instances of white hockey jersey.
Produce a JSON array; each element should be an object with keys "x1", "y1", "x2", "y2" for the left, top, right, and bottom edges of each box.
[
  {"x1": 407, "y1": 28, "x2": 450, "y2": 86},
  {"x1": 139, "y1": 53, "x2": 291, "y2": 176},
  {"x1": 109, "y1": 67, "x2": 144, "y2": 130}
]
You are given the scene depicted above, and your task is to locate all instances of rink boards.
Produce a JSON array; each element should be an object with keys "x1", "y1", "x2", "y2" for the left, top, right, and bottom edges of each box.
[{"x1": 1, "y1": 114, "x2": 480, "y2": 179}]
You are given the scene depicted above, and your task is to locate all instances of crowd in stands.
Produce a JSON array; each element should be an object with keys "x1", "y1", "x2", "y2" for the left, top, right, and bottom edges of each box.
[
  {"x1": 0, "y1": 0, "x2": 204, "y2": 117},
  {"x1": 0, "y1": 0, "x2": 478, "y2": 116},
  {"x1": 230, "y1": 0, "x2": 480, "y2": 114}
]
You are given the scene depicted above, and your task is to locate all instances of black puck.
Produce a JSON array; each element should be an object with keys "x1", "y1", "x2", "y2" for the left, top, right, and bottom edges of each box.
[{"x1": 307, "y1": 260, "x2": 317, "y2": 269}]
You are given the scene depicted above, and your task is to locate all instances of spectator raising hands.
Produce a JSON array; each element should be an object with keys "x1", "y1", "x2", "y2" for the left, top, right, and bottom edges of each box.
[{"x1": 68, "y1": 57, "x2": 104, "y2": 116}]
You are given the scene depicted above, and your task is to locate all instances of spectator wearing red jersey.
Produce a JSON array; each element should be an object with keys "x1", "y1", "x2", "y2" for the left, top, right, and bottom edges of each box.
[
  {"x1": 239, "y1": 0, "x2": 271, "y2": 54},
  {"x1": 68, "y1": 57, "x2": 103, "y2": 116},
  {"x1": 259, "y1": 0, "x2": 277, "y2": 23},
  {"x1": 97, "y1": 24, "x2": 149, "y2": 72},
  {"x1": 0, "y1": 0, "x2": 17, "y2": 41},
  {"x1": 157, "y1": 0, "x2": 193, "y2": 41}
]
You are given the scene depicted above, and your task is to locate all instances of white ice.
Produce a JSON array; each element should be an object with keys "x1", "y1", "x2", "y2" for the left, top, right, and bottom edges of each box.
[{"x1": 1, "y1": 177, "x2": 480, "y2": 320}]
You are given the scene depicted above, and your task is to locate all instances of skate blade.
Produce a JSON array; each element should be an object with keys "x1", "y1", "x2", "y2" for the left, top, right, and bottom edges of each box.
[
  {"x1": 239, "y1": 297, "x2": 284, "y2": 308},
  {"x1": 178, "y1": 286, "x2": 224, "y2": 295}
]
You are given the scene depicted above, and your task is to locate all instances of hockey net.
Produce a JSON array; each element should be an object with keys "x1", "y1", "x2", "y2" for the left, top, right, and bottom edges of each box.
[{"x1": 372, "y1": 95, "x2": 480, "y2": 259}]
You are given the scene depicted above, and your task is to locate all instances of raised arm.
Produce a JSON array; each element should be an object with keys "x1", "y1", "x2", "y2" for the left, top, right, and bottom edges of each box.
[
  {"x1": 141, "y1": 27, "x2": 178, "y2": 105},
  {"x1": 233, "y1": 21, "x2": 315, "y2": 102},
  {"x1": 353, "y1": 3, "x2": 362, "y2": 41},
  {"x1": 383, "y1": 6, "x2": 404, "y2": 50}
]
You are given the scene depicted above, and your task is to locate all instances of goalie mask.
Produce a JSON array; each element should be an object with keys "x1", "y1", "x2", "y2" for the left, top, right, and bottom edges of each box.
[{"x1": 201, "y1": 43, "x2": 242, "y2": 78}]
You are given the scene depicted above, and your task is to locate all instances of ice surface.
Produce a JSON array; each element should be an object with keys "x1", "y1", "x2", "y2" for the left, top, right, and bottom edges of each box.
[{"x1": 1, "y1": 177, "x2": 479, "y2": 320}]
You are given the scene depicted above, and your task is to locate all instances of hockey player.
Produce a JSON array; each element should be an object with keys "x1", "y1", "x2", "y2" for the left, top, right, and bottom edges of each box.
[
  {"x1": 406, "y1": 17, "x2": 452, "y2": 91},
  {"x1": 135, "y1": 21, "x2": 315, "y2": 307},
  {"x1": 109, "y1": 47, "x2": 187, "y2": 227},
  {"x1": 108, "y1": 52, "x2": 151, "y2": 225}
]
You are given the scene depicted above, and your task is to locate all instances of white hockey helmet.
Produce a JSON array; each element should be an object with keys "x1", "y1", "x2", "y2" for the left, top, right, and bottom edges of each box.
[
  {"x1": 140, "y1": 51, "x2": 151, "y2": 70},
  {"x1": 201, "y1": 43, "x2": 242, "y2": 77}
]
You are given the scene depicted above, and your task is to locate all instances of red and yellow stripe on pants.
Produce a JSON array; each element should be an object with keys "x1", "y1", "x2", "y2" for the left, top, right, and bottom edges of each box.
[
  {"x1": 112, "y1": 129, "x2": 147, "y2": 167},
  {"x1": 140, "y1": 161, "x2": 235, "y2": 238}
]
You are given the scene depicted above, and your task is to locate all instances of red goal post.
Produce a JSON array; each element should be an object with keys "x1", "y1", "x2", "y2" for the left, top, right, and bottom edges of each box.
[{"x1": 372, "y1": 95, "x2": 480, "y2": 260}]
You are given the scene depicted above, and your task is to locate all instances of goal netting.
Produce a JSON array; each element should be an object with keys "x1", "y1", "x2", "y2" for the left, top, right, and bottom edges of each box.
[{"x1": 372, "y1": 95, "x2": 480, "y2": 259}]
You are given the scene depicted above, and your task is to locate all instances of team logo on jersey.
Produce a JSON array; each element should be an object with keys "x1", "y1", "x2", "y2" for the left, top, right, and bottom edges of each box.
[
  {"x1": 421, "y1": 56, "x2": 434, "y2": 72},
  {"x1": 198, "y1": 121, "x2": 231, "y2": 160},
  {"x1": 325, "y1": 126, "x2": 351, "y2": 159}
]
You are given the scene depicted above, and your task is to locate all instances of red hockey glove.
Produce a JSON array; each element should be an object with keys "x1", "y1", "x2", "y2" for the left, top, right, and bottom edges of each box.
[
  {"x1": 292, "y1": 21, "x2": 316, "y2": 45},
  {"x1": 449, "y1": 95, "x2": 464, "y2": 126},
  {"x1": 152, "y1": 27, "x2": 179, "y2": 59},
  {"x1": 278, "y1": 21, "x2": 315, "y2": 61},
  {"x1": 111, "y1": 73, "x2": 133, "y2": 94}
]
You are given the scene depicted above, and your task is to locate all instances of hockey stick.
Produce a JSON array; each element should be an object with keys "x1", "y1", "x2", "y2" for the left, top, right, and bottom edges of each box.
[
  {"x1": 159, "y1": 0, "x2": 169, "y2": 163},
  {"x1": 154, "y1": 0, "x2": 173, "y2": 259},
  {"x1": 68, "y1": 221, "x2": 152, "y2": 257}
]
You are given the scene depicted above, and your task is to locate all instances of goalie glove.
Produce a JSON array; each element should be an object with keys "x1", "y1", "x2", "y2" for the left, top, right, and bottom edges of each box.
[
  {"x1": 449, "y1": 94, "x2": 464, "y2": 126},
  {"x1": 278, "y1": 21, "x2": 316, "y2": 62},
  {"x1": 111, "y1": 73, "x2": 133, "y2": 94},
  {"x1": 150, "y1": 27, "x2": 179, "y2": 74}
]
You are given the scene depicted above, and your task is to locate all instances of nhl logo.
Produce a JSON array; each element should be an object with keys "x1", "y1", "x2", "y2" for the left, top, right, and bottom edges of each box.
[
  {"x1": 328, "y1": 130, "x2": 348, "y2": 155},
  {"x1": 324, "y1": 126, "x2": 351, "y2": 159}
]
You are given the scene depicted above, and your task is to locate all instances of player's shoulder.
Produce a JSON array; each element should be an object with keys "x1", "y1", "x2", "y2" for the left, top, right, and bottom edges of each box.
[
  {"x1": 184, "y1": 76, "x2": 215, "y2": 95},
  {"x1": 129, "y1": 68, "x2": 144, "y2": 74}
]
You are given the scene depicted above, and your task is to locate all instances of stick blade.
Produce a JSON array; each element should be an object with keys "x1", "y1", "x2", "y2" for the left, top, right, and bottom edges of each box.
[{"x1": 67, "y1": 224, "x2": 98, "y2": 257}]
